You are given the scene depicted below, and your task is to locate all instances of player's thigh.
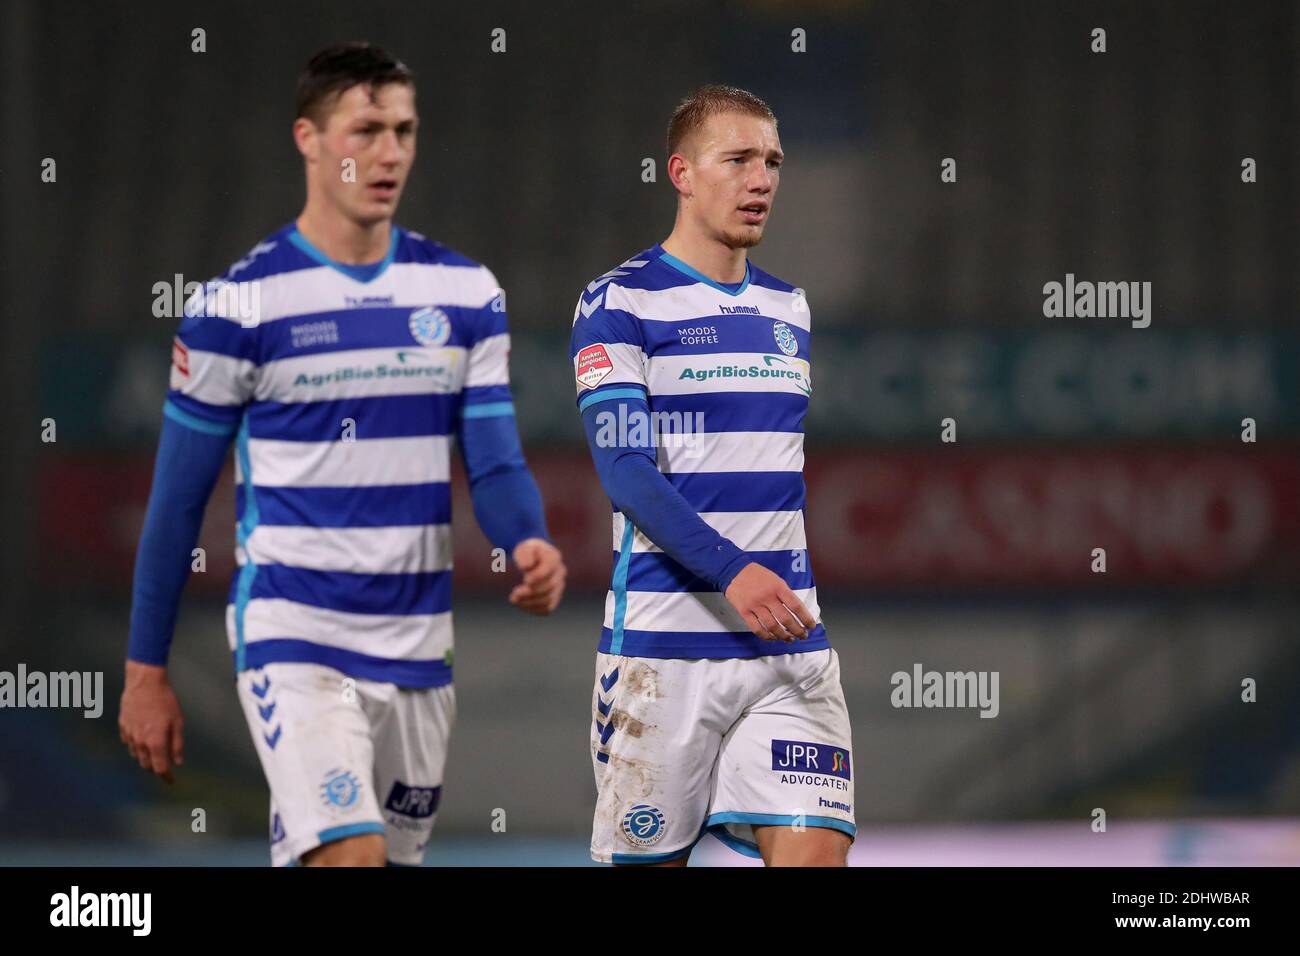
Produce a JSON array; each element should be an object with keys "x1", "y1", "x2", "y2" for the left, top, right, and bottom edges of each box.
[
  {"x1": 709, "y1": 650, "x2": 856, "y2": 855},
  {"x1": 753, "y1": 821, "x2": 852, "y2": 867},
  {"x1": 369, "y1": 681, "x2": 456, "y2": 866},
  {"x1": 236, "y1": 662, "x2": 384, "y2": 866},
  {"x1": 590, "y1": 653, "x2": 728, "y2": 865}
]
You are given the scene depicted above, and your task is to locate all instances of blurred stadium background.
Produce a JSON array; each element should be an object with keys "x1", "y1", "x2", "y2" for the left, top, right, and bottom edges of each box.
[{"x1": 2, "y1": 0, "x2": 1298, "y2": 865}]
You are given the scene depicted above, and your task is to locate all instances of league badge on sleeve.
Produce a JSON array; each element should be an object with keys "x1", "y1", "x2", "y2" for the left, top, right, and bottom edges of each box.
[
  {"x1": 171, "y1": 337, "x2": 190, "y2": 378},
  {"x1": 576, "y1": 343, "x2": 614, "y2": 389}
]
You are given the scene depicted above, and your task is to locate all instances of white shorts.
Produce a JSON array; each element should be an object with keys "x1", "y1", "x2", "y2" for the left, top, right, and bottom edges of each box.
[
  {"x1": 589, "y1": 648, "x2": 855, "y2": 864},
  {"x1": 235, "y1": 662, "x2": 455, "y2": 866}
]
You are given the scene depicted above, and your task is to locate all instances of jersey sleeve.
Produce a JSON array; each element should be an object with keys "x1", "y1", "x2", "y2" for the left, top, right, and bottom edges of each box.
[
  {"x1": 570, "y1": 283, "x2": 648, "y2": 411},
  {"x1": 164, "y1": 283, "x2": 259, "y2": 436},
  {"x1": 461, "y1": 267, "x2": 515, "y2": 418}
]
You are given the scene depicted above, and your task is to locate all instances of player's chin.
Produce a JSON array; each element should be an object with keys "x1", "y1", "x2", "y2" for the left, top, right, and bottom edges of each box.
[{"x1": 722, "y1": 225, "x2": 765, "y2": 249}]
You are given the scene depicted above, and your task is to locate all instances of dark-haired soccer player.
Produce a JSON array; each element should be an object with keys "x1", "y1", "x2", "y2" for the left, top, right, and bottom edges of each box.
[
  {"x1": 571, "y1": 86, "x2": 854, "y2": 866},
  {"x1": 121, "y1": 43, "x2": 565, "y2": 866}
]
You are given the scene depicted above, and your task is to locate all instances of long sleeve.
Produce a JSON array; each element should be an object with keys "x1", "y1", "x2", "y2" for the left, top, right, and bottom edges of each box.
[
  {"x1": 127, "y1": 407, "x2": 235, "y2": 665},
  {"x1": 455, "y1": 274, "x2": 548, "y2": 553},
  {"x1": 456, "y1": 407, "x2": 549, "y2": 553},
  {"x1": 580, "y1": 391, "x2": 750, "y2": 592}
]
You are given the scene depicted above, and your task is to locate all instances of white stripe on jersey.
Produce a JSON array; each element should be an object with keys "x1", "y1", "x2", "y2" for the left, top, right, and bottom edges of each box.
[
  {"x1": 171, "y1": 349, "x2": 256, "y2": 408},
  {"x1": 464, "y1": 333, "x2": 512, "y2": 388},
  {"x1": 240, "y1": 435, "x2": 451, "y2": 488},
  {"x1": 253, "y1": 346, "x2": 467, "y2": 403},
  {"x1": 243, "y1": 524, "x2": 454, "y2": 574},
  {"x1": 646, "y1": 351, "x2": 811, "y2": 397},
  {"x1": 232, "y1": 600, "x2": 453, "y2": 659},
  {"x1": 189, "y1": 262, "x2": 501, "y2": 326},
  {"x1": 602, "y1": 587, "x2": 822, "y2": 633},
  {"x1": 605, "y1": 282, "x2": 809, "y2": 331},
  {"x1": 654, "y1": 430, "x2": 804, "y2": 475},
  {"x1": 612, "y1": 509, "x2": 807, "y2": 554}
]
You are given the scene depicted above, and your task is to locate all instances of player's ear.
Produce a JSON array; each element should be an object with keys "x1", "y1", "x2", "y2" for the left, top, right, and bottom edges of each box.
[
  {"x1": 292, "y1": 116, "x2": 319, "y2": 162},
  {"x1": 667, "y1": 153, "x2": 692, "y2": 198}
]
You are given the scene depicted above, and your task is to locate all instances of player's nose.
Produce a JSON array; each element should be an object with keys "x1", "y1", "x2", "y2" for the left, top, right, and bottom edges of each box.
[{"x1": 746, "y1": 163, "x2": 774, "y2": 193}]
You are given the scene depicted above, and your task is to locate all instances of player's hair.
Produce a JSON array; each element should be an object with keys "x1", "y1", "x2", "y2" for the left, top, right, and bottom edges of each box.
[
  {"x1": 296, "y1": 42, "x2": 415, "y2": 128},
  {"x1": 666, "y1": 84, "x2": 777, "y2": 158}
]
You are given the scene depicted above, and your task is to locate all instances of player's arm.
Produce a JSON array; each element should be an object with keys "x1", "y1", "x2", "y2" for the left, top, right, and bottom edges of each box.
[
  {"x1": 457, "y1": 282, "x2": 564, "y2": 614},
  {"x1": 123, "y1": 410, "x2": 235, "y2": 781},
  {"x1": 571, "y1": 293, "x2": 813, "y2": 641},
  {"x1": 121, "y1": 298, "x2": 254, "y2": 781},
  {"x1": 579, "y1": 393, "x2": 811, "y2": 642}
]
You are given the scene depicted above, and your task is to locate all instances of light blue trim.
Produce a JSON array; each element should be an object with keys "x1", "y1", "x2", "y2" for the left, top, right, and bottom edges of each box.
[
  {"x1": 233, "y1": 413, "x2": 260, "y2": 672},
  {"x1": 317, "y1": 822, "x2": 386, "y2": 845},
  {"x1": 608, "y1": 518, "x2": 636, "y2": 656},
  {"x1": 462, "y1": 401, "x2": 515, "y2": 419},
  {"x1": 705, "y1": 811, "x2": 857, "y2": 845},
  {"x1": 162, "y1": 399, "x2": 239, "y2": 436},
  {"x1": 659, "y1": 249, "x2": 751, "y2": 297},
  {"x1": 578, "y1": 386, "x2": 647, "y2": 412},
  {"x1": 707, "y1": 824, "x2": 764, "y2": 859},
  {"x1": 288, "y1": 224, "x2": 398, "y2": 283},
  {"x1": 610, "y1": 844, "x2": 694, "y2": 865}
]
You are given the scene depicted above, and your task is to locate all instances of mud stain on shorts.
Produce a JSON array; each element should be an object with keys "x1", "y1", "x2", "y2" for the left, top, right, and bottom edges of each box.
[{"x1": 622, "y1": 661, "x2": 660, "y2": 702}]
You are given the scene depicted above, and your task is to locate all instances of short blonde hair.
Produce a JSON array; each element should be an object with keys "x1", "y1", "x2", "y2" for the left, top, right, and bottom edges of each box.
[{"x1": 666, "y1": 85, "x2": 776, "y2": 158}]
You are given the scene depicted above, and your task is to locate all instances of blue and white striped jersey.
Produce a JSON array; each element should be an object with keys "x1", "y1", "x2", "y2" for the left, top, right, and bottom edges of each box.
[
  {"x1": 167, "y1": 223, "x2": 513, "y2": 687},
  {"x1": 570, "y1": 244, "x2": 829, "y2": 659}
]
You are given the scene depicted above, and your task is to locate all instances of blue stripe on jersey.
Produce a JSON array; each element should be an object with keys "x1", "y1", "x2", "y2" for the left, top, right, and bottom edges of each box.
[
  {"x1": 663, "y1": 471, "x2": 806, "y2": 514},
  {"x1": 646, "y1": 320, "x2": 808, "y2": 358},
  {"x1": 624, "y1": 550, "x2": 814, "y2": 594},
  {"x1": 246, "y1": 394, "x2": 459, "y2": 441},
  {"x1": 609, "y1": 518, "x2": 636, "y2": 656},
  {"x1": 597, "y1": 623, "x2": 828, "y2": 660},
  {"x1": 464, "y1": 384, "x2": 513, "y2": 406},
  {"x1": 248, "y1": 566, "x2": 452, "y2": 616},
  {"x1": 649, "y1": 392, "x2": 808, "y2": 433},
  {"x1": 240, "y1": 639, "x2": 453, "y2": 688},
  {"x1": 174, "y1": 313, "x2": 258, "y2": 359},
  {"x1": 239, "y1": 484, "x2": 451, "y2": 528},
  {"x1": 168, "y1": 390, "x2": 246, "y2": 427},
  {"x1": 255, "y1": 306, "x2": 486, "y2": 361},
  {"x1": 163, "y1": 399, "x2": 239, "y2": 436}
]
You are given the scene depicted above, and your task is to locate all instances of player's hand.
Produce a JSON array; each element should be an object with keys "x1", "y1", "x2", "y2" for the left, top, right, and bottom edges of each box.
[
  {"x1": 724, "y1": 563, "x2": 816, "y2": 642},
  {"x1": 119, "y1": 661, "x2": 185, "y2": 784},
  {"x1": 509, "y1": 538, "x2": 566, "y2": 615}
]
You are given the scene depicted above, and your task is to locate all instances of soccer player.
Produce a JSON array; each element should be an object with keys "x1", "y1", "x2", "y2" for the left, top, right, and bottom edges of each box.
[
  {"x1": 119, "y1": 43, "x2": 565, "y2": 866},
  {"x1": 570, "y1": 86, "x2": 855, "y2": 866}
]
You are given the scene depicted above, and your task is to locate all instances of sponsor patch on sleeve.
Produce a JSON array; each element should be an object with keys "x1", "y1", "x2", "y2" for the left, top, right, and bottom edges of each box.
[
  {"x1": 575, "y1": 343, "x2": 614, "y2": 389},
  {"x1": 172, "y1": 337, "x2": 190, "y2": 378}
]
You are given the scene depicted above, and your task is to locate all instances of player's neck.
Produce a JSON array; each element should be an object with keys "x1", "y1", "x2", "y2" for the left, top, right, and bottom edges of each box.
[
  {"x1": 295, "y1": 205, "x2": 392, "y2": 266},
  {"x1": 661, "y1": 229, "x2": 748, "y2": 286}
]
